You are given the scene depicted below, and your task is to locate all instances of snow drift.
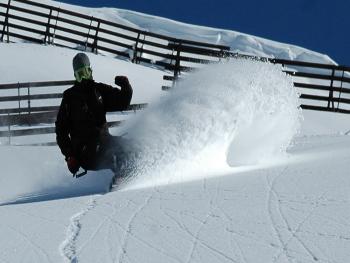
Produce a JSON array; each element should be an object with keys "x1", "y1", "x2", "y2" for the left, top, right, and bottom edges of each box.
[{"x1": 121, "y1": 59, "x2": 302, "y2": 189}]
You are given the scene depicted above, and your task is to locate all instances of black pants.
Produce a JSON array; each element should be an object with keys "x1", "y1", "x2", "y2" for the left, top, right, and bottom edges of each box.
[{"x1": 80, "y1": 135, "x2": 135, "y2": 176}]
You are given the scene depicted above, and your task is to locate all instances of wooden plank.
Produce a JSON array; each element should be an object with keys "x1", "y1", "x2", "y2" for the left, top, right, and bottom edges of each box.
[
  {"x1": 1, "y1": 30, "x2": 42, "y2": 44},
  {"x1": 143, "y1": 47, "x2": 214, "y2": 64},
  {"x1": 50, "y1": 23, "x2": 90, "y2": 39},
  {"x1": 12, "y1": 0, "x2": 54, "y2": 11},
  {"x1": 97, "y1": 35, "x2": 133, "y2": 50},
  {"x1": 300, "y1": 94, "x2": 329, "y2": 102},
  {"x1": 301, "y1": 104, "x2": 350, "y2": 114},
  {"x1": 272, "y1": 58, "x2": 350, "y2": 72},
  {"x1": 0, "y1": 120, "x2": 123, "y2": 137},
  {"x1": 300, "y1": 94, "x2": 350, "y2": 104},
  {"x1": 55, "y1": 15, "x2": 97, "y2": 31},
  {"x1": 0, "y1": 111, "x2": 58, "y2": 126},
  {"x1": 95, "y1": 45, "x2": 130, "y2": 58},
  {"x1": 137, "y1": 48, "x2": 174, "y2": 60},
  {"x1": 137, "y1": 37, "x2": 170, "y2": 50},
  {"x1": 5, "y1": 21, "x2": 46, "y2": 38},
  {"x1": 4, "y1": 12, "x2": 47, "y2": 28},
  {"x1": 13, "y1": 0, "x2": 92, "y2": 21},
  {"x1": 14, "y1": 142, "x2": 57, "y2": 146},
  {"x1": 98, "y1": 27, "x2": 138, "y2": 43},
  {"x1": 290, "y1": 71, "x2": 350, "y2": 83},
  {"x1": 294, "y1": 82, "x2": 350, "y2": 94},
  {"x1": 0, "y1": 106, "x2": 60, "y2": 114},
  {"x1": 0, "y1": 126, "x2": 55, "y2": 137},
  {"x1": 3, "y1": 3, "x2": 50, "y2": 19},
  {"x1": 0, "y1": 93, "x2": 62, "y2": 102},
  {"x1": 0, "y1": 80, "x2": 74, "y2": 90},
  {"x1": 168, "y1": 43, "x2": 226, "y2": 57},
  {"x1": 50, "y1": 33, "x2": 87, "y2": 47}
]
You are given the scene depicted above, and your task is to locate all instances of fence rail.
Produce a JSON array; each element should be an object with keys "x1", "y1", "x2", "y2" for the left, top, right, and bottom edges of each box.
[{"x1": 0, "y1": 79, "x2": 147, "y2": 143}]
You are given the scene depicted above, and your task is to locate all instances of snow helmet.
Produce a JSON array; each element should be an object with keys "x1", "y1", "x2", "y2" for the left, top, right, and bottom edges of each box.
[{"x1": 72, "y1": 53, "x2": 93, "y2": 82}]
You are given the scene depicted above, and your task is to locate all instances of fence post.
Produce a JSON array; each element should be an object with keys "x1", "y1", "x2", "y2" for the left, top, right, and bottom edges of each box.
[
  {"x1": 84, "y1": 17, "x2": 94, "y2": 51},
  {"x1": 1, "y1": 0, "x2": 12, "y2": 42},
  {"x1": 51, "y1": 8, "x2": 60, "y2": 45},
  {"x1": 327, "y1": 68, "x2": 335, "y2": 110},
  {"x1": 44, "y1": 7, "x2": 53, "y2": 44},
  {"x1": 92, "y1": 20, "x2": 100, "y2": 54},
  {"x1": 336, "y1": 70, "x2": 345, "y2": 110},
  {"x1": 7, "y1": 113, "x2": 11, "y2": 145},
  {"x1": 17, "y1": 82, "x2": 20, "y2": 115},
  {"x1": 174, "y1": 42, "x2": 182, "y2": 78},
  {"x1": 132, "y1": 32, "x2": 141, "y2": 63},
  {"x1": 27, "y1": 85, "x2": 31, "y2": 121}
]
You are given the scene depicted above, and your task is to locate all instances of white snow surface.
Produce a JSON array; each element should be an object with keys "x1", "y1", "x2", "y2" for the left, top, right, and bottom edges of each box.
[{"x1": 0, "y1": 5, "x2": 350, "y2": 262}]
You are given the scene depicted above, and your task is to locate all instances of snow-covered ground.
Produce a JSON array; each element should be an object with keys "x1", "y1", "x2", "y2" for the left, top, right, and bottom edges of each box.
[{"x1": 0, "y1": 1, "x2": 350, "y2": 262}]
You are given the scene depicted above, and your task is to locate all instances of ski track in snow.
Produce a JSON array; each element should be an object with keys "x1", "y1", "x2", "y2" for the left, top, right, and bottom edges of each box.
[
  {"x1": 265, "y1": 167, "x2": 328, "y2": 263},
  {"x1": 59, "y1": 197, "x2": 99, "y2": 263}
]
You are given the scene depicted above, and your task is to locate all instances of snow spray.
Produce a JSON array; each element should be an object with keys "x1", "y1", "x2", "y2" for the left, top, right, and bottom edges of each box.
[{"x1": 122, "y1": 59, "x2": 302, "y2": 189}]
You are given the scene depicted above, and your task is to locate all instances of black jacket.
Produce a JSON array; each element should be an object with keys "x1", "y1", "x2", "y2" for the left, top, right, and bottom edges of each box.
[{"x1": 55, "y1": 79, "x2": 133, "y2": 164}]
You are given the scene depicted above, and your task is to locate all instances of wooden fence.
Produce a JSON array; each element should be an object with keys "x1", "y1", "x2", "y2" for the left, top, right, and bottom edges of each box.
[
  {"x1": 271, "y1": 59, "x2": 350, "y2": 113},
  {"x1": 0, "y1": 79, "x2": 147, "y2": 143},
  {"x1": 2, "y1": 0, "x2": 350, "y2": 114},
  {"x1": 0, "y1": 0, "x2": 229, "y2": 74},
  {"x1": 0, "y1": 0, "x2": 350, "y2": 145},
  {"x1": 163, "y1": 56, "x2": 350, "y2": 114}
]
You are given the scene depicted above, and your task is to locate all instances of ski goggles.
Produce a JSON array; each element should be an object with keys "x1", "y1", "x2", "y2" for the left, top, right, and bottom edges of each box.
[{"x1": 74, "y1": 66, "x2": 93, "y2": 82}]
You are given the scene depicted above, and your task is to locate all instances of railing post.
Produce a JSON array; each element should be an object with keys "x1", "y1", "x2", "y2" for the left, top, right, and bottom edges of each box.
[
  {"x1": 132, "y1": 32, "x2": 141, "y2": 63},
  {"x1": 1, "y1": 0, "x2": 12, "y2": 42},
  {"x1": 17, "y1": 82, "x2": 20, "y2": 115},
  {"x1": 27, "y1": 85, "x2": 31, "y2": 121},
  {"x1": 174, "y1": 42, "x2": 182, "y2": 78},
  {"x1": 336, "y1": 70, "x2": 345, "y2": 110},
  {"x1": 85, "y1": 16, "x2": 93, "y2": 51},
  {"x1": 44, "y1": 7, "x2": 53, "y2": 44},
  {"x1": 51, "y1": 8, "x2": 60, "y2": 45},
  {"x1": 92, "y1": 20, "x2": 100, "y2": 54},
  {"x1": 7, "y1": 112, "x2": 11, "y2": 145},
  {"x1": 327, "y1": 68, "x2": 335, "y2": 110}
]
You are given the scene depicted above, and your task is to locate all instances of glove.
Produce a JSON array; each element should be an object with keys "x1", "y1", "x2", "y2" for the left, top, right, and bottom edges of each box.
[
  {"x1": 115, "y1": 76, "x2": 129, "y2": 87},
  {"x1": 66, "y1": 156, "x2": 80, "y2": 175}
]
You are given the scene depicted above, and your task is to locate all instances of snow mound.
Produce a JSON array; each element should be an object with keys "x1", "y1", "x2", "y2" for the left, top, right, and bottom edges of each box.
[{"x1": 121, "y1": 59, "x2": 302, "y2": 189}]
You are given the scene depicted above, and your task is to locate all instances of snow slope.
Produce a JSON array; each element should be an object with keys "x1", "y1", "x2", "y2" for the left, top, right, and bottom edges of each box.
[
  {"x1": 0, "y1": 2, "x2": 349, "y2": 262},
  {"x1": 0, "y1": 42, "x2": 349, "y2": 262}
]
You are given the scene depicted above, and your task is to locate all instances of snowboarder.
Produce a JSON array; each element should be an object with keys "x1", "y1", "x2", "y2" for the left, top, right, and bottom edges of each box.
[{"x1": 55, "y1": 53, "x2": 133, "y2": 178}]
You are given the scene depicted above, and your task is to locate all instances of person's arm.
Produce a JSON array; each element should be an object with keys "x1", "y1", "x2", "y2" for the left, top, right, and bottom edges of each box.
[
  {"x1": 98, "y1": 76, "x2": 133, "y2": 112},
  {"x1": 55, "y1": 94, "x2": 73, "y2": 158}
]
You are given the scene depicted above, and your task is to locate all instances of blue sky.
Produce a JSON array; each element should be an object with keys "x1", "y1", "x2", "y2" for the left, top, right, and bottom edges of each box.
[{"x1": 58, "y1": 0, "x2": 349, "y2": 65}]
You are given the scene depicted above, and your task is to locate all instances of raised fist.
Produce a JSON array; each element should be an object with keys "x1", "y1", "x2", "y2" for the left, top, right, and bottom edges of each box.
[{"x1": 115, "y1": 76, "x2": 129, "y2": 87}]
